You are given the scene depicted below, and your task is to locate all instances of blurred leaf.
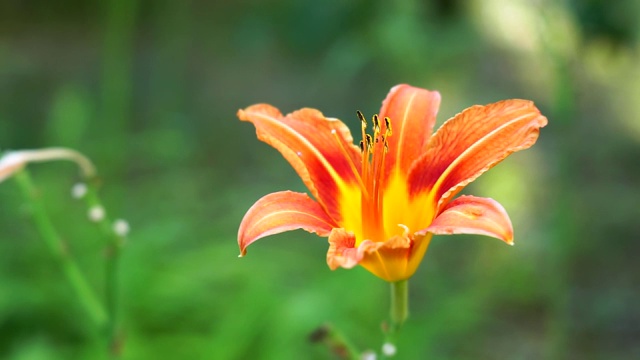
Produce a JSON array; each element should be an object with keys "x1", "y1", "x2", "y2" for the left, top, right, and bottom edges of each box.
[{"x1": 46, "y1": 84, "x2": 91, "y2": 147}]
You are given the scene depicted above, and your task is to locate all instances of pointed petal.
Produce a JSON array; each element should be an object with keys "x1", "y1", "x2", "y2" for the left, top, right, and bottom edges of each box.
[
  {"x1": 421, "y1": 195, "x2": 514, "y2": 244},
  {"x1": 408, "y1": 99, "x2": 547, "y2": 210},
  {"x1": 378, "y1": 84, "x2": 441, "y2": 177},
  {"x1": 238, "y1": 105, "x2": 361, "y2": 223},
  {"x1": 238, "y1": 191, "x2": 336, "y2": 256}
]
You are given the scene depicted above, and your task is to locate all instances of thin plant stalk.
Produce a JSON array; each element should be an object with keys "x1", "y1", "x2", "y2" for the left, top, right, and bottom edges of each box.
[
  {"x1": 383, "y1": 279, "x2": 408, "y2": 358},
  {"x1": 83, "y1": 181, "x2": 126, "y2": 355},
  {"x1": 14, "y1": 169, "x2": 108, "y2": 329},
  {"x1": 390, "y1": 280, "x2": 409, "y2": 331}
]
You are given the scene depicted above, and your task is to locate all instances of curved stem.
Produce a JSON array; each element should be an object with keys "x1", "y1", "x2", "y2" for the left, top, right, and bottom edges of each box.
[{"x1": 14, "y1": 169, "x2": 108, "y2": 329}]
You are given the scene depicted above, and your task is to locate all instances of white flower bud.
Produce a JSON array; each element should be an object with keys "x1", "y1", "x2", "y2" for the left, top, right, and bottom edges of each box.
[
  {"x1": 0, "y1": 152, "x2": 26, "y2": 183},
  {"x1": 71, "y1": 183, "x2": 88, "y2": 199},
  {"x1": 382, "y1": 343, "x2": 396, "y2": 357},
  {"x1": 360, "y1": 350, "x2": 377, "y2": 360},
  {"x1": 113, "y1": 219, "x2": 130, "y2": 237},
  {"x1": 88, "y1": 206, "x2": 105, "y2": 222}
]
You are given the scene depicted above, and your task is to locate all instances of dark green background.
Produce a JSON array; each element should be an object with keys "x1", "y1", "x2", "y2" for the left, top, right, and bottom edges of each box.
[{"x1": 1, "y1": 0, "x2": 639, "y2": 358}]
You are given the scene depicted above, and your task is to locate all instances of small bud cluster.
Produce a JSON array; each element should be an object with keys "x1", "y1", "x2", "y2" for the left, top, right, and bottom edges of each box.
[{"x1": 71, "y1": 183, "x2": 130, "y2": 241}]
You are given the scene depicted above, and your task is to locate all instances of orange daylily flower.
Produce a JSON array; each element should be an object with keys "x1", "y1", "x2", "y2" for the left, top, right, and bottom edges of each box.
[{"x1": 237, "y1": 84, "x2": 547, "y2": 282}]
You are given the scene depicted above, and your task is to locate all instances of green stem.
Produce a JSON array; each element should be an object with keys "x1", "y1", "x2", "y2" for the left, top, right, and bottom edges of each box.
[
  {"x1": 105, "y1": 244, "x2": 121, "y2": 355},
  {"x1": 14, "y1": 169, "x2": 108, "y2": 329},
  {"x1": 382, "y1": 280, "x2": 409, "y2": 357},
  {"x1": 390, "y1": 280, "x2": 409, "y2": 331},
  {"x1": 84, "y1": 181, "x2": 124, "y2": 355}
]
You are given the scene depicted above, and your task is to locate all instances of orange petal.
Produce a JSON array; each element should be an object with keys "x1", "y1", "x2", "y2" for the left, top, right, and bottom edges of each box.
[
  {"x1": 378, "y1": 84, "x2": 441, "y2": 178},
  {"x1": 421, "y1": 195, "x2": 514, "y2": 244},
  {"x1": 408, "y1": 99, "x2": 547, "y2": 210},
  {"x1": 359, "y1": 234, "x2": 432, "y2": 282},
  {"x1": 326, "y1": 228, "x2": 361, "y2": 270},
  {"x1": 327, "y1": 228, "x2": 433, "y2": 282},
  {"x1": 238, "y1": 105, "x2": 361, "y2": 223},
  {"x1": 238, "y1": 191, "x2": 336, "y2": 256}
]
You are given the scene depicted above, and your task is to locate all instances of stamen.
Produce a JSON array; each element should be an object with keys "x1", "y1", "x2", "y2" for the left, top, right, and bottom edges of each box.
[
  {"x1": 359, "y1": 111, "x2": 371, "y2": 236},
  {"x1": 365, "y1": 134, "x2": 373, "y2": 152},
  {"x1": 357, "y1": 110, "x2": 367, "y2": 126},
  {"x1": 355, "y1": 111, "x2": 394, "y2": 243},
  {"x1": 384, "y1": 117, "x2": 392, "y2": 135}
]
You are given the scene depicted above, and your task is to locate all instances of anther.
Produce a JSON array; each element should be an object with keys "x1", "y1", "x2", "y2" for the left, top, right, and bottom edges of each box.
[
  {"x1": 365, "y1": 134, "x2": 373, "y2": 150},
  {"x1": 373, "y1": 115, "x2": 380, "y2": 132},
  {"x1": 384, "y1": 117, "x2": 392, "y2": 135},
  {"x1": 357, "y1": 110, "x2": 367, "y2": 126},
  {"x1": 359, "y1": 140, "x2": 365, "y2": 152}
]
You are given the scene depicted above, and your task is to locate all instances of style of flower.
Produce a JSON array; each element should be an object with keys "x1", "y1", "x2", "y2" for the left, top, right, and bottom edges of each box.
[{"x1": 237, "y1": 84, "x2": 547, "y2": 282}]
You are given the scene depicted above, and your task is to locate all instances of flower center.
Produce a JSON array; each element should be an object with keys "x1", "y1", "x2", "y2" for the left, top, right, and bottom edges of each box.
[{"x1": 357, "y1": 111, "x2": 392, "y2": 243}]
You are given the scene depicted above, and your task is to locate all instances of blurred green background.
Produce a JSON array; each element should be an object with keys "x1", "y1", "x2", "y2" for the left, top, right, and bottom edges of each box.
[{"x1": 1, "y1": 0, "x2": 639, "y2": 359}]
